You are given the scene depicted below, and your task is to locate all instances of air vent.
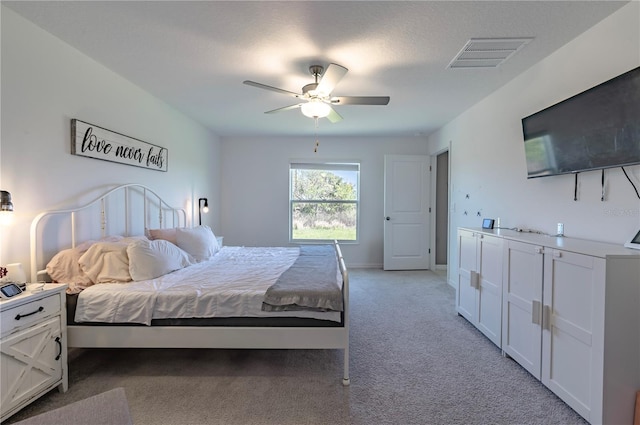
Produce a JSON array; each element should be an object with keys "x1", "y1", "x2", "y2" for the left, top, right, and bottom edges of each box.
[{"x1": 447, "y1": 38, "x2": 534, "y2": 69}]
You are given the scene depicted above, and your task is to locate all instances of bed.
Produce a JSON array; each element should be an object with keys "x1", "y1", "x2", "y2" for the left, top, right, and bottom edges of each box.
[{"x1": 30, "y1": 184, "x2": 350, "y2": 385}]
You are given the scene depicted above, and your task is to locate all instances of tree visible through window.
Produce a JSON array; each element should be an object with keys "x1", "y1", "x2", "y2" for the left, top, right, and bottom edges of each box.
[{"x1": 290, "y1": 162, "x2": 359, "y2": 242}]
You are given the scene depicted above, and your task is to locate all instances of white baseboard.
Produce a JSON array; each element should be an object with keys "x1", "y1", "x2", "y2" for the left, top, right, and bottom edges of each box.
[{"x1": 347, "y1": 263, "x2": 383, "y2": 269}]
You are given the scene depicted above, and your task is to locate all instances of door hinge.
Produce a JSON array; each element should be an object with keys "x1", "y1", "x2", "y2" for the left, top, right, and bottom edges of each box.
[
  {"x1": 428, "y1": 248, "x2": 431, "y2": 254},
  {"x1": 429, "y1": 165, "x2": 432, "y2": 172},
  {"x1": 429, "y1": 207, "x2": 431, "y2": 213}
]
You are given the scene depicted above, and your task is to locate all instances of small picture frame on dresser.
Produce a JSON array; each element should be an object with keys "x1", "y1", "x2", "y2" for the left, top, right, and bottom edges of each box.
[
  {"x1": 482, "y1": 218, "x2": 495, "y2": 229},
  {"x1": 624, "y1": 229, "x2": 640, "y2": 250}
]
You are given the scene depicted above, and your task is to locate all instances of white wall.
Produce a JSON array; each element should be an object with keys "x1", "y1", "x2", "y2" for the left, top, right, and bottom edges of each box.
[
  {"x1": 220, "y1": 135, "x2": 428, "y2": 267},
  {"x1": 426, "y1": 2, "x2": 640, "y2": 285},
  {"x1": 0, "y1": 6, "x2": 221, "y2": 272}
]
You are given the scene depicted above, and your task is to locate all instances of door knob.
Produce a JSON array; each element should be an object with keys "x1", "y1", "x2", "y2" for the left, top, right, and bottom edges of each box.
[{"x1": 385, "y1": 217, "x2": 390, "y2": 221}]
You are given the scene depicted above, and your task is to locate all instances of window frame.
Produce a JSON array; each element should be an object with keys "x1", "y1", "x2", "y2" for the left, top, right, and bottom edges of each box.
[{"x1": 289, "y1": 161, "x2": 360, "y2": 244}]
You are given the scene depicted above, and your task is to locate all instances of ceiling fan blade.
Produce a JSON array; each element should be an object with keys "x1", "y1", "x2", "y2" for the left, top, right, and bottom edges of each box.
[
  {"x1": 243, "y1": 80, "x2": 301, "y2": 98},
  {"x1": 264, "y1": 104, "x2": 302, "y2": 114},
  {"x1": 326, "y1": 106, "x2": 343, "y2": 123},
  {"x1": 316, "y1": 63, "x2": 348, "y2": 96},
  {"x1": 331, "y1": 96, "x2": 390, "y2": 105}
]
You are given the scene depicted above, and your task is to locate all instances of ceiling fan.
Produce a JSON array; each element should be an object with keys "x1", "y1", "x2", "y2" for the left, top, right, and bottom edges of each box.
[{"x1": 243, "y1": 63, "x2": 390, "y2": 123}]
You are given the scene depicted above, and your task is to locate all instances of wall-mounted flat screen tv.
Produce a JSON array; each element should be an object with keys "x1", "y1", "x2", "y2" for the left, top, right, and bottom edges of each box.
[{"x1": 522, "y1": 66, "x2": 640, "y2": 178}]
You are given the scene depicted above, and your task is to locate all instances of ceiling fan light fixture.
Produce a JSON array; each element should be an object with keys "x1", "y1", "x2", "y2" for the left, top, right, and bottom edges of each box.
[
  {"x1": 244, "y1": 63, "x2": 389, "y2": 124},
  {"x1": 301, "y1": 101, "x2": 331, "y2": 119}
]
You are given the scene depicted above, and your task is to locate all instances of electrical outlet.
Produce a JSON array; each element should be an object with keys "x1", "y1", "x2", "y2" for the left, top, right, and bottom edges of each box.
[{"x1": 557, "y1": 223, "x2": 564, "y2": 236}]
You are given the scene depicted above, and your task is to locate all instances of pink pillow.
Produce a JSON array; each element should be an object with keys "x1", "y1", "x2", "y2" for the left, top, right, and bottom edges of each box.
[
  {"x1": 78, "y1": 241, "x2": 132, "y2": 283},
  {"x1": 46, "y1": 236, "x2": 125, "y2": 293},
  {"x1": 146, "y1": 228, "x2": 177, "y2": 245},
  {"x1": 46, "y1": 245, "x2": 95, "y2": 293}
]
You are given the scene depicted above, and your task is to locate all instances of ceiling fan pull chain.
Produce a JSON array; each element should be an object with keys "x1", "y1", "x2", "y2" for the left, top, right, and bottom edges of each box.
[{"x1": 314, "y1": 118, "x2": 320, "y2": 153}]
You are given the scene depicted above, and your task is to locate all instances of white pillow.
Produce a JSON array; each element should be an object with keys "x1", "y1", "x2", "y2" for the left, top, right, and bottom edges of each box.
[
  {"x1": 176, "y1": 225, "x2": 219, "y2": 262},
  {"x1": 78, "y1": 240, "x2": 132, "y2": 283},
  {"x1": 127, "y1": 239, "x2": 194, "y2": 281}
]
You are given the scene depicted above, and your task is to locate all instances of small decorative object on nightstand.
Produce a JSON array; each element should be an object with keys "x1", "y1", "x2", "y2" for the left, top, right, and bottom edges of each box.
[
  {"x1": 0, "y1": 284, "x2": 68, "y2": 422},
  {"x1": 0, "y1": 263, "x2": 28, "y2": 291}
]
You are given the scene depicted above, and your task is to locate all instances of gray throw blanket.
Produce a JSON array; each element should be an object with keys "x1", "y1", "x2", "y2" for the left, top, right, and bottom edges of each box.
[{"x1": 262, "y1": 245, "x2": 343, "y2": 312}]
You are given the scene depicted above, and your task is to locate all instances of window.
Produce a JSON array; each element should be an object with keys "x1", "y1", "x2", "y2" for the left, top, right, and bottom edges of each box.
[{"x1": 289, "y1": 162, "x2": 359, "y2": 242}]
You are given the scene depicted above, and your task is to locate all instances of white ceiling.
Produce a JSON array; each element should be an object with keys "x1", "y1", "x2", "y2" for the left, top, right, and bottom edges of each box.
[{"x1": 4, "y1": 1, "x2": 629, "y2": 138}]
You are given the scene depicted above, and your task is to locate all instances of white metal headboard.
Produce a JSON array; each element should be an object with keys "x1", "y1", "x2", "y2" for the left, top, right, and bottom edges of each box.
[{"x1": 30, "y1": 183, "x2": 187, "y2": 282}]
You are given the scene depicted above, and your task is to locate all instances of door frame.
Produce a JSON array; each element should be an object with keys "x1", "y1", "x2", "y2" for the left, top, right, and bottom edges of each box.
[{"x1": 430, "y1": 143, "x2": 452, "y2": 285}]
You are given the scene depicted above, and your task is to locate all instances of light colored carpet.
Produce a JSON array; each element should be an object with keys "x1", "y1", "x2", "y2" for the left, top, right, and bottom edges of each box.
[{"x1": 5, "y1": 269, "x2": 587, "y2": 425}]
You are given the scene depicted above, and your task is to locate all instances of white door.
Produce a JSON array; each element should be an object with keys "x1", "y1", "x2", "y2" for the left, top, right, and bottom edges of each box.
[{"x1": 383, "y1": 155, "x2": 430, "y2": 270}]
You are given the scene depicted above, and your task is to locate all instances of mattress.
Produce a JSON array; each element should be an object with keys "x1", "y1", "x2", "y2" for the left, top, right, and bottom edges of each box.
[{"x1": 74, "y1": 246, "x2": 343, "y2": 325}]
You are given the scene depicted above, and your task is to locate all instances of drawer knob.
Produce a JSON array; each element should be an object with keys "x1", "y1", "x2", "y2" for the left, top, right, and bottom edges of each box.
[{"x1": 15, "y1": 306, "x2": 44, "y2": 321}]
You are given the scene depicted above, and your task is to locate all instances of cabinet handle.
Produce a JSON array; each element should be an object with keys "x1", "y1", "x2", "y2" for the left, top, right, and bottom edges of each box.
[
  {"x1": 553, "y1": 250, "x2": 562, "y2": 258},
  {"x1": 55, "y1": 336, "x2": 62, "y2": 360},
  {"x1": 535, "y1": 246, "x2": 543, "y2": 254},
  {"x1": 542, "y1": 305, "x2": 552, "y2": 331},
  {"x1": 14, "y1": 306, "x2": 44, "y2": 321},
  {"x1": 470, "y1": 271, "x2": 480, "y2": 289},
  {"x1": 531, "y1": 300, "x2": 542, "y2": 325}
]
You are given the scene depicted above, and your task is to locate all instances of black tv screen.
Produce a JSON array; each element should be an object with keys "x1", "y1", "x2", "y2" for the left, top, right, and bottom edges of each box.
[{"x1": 522, "y1": 66, "x2": 640, "y2": 178}]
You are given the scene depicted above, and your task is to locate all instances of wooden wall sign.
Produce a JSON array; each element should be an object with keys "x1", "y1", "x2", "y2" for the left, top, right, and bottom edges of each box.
[{"x1": 71, "y1": 119, "x2": 168, "y2": 172}]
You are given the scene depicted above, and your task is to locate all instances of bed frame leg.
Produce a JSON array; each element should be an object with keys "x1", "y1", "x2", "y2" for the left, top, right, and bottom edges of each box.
[{"x1": 342, "y1": 347, "x2": 350, "y2": 386}]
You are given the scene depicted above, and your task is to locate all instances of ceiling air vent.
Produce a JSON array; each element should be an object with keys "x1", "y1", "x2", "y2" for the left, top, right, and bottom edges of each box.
[{"x1": 447, "y1": 37, "x2": 534, "y2": 69}]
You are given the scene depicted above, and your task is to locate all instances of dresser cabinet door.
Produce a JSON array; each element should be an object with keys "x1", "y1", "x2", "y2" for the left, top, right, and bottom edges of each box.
[
  {"x1": 457, "y1": 230, "x2": 478, "y2": 322},
  {"x1": 476, "y1": 234, "x2": 503, "y2": 346},
  {"x1": 1, "y1": 316, "x2": 63, "y2": 416},
  {"x1": 502, "y1": 239, "x2": 544, "y2": 379},
  {"x1": 542, "y1": 250, "x2": 605, "y2": 421}
]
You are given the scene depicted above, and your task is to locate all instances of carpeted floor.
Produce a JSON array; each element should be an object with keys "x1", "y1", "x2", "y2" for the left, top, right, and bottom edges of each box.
[{"x1": 5, "y1": 269, "x2": 587, "y2": 425}]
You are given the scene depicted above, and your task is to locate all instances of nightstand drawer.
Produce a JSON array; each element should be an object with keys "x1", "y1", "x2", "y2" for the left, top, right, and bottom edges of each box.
[{"x1": 1, "y1": 294, "x2": 61, "y2": 336}]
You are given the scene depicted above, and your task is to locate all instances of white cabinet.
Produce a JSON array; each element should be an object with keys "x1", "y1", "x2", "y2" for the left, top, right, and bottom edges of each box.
[
  {"x1": 1, "y1": 285, "x2": 68, "y2": 422},
  {"x1": 541, "y1": 248, "x2": 605, "y2": 422},
  {"x1": 503, "y1": 242, "x2": 605, "y2": 420},
  {"x1": 456, "y1": 229, "x2": 503, "y2": 347},
  {"x1": 502, "y1": 239, "x2": 543, "y2": 378},
  {"x1": 485, "y1": 228, "x2": 640, "y2": 425}
]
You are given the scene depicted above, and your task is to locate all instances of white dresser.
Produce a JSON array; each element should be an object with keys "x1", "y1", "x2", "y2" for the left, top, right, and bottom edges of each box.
[
  {"x1": 1, "y1": 284, "x2": 68, "y2": 422},
  {"x1": 456, "y1": 227, "x2": 640, "y2": 425}
]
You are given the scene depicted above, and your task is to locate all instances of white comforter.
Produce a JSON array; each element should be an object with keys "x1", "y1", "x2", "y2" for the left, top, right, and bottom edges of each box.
[{"x1": 75, "y1": 246, "x2": 342, "y2": 325}]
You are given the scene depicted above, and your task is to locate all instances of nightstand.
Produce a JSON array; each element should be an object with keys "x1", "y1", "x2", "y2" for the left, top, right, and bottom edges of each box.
[{"x1": 1, "y1": 284, "x2": 68, "y2": 422}]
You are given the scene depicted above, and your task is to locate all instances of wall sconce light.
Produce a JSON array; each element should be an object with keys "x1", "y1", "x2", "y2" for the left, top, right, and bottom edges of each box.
[
  {"x1": 0, "y1": 191, "x2": 13, "y2": 212},
  {"x1": 198, "y1": 198, "x2": 209, "y2": 225},
  {"x1": 0, "y1": 190, "x2": 14, "y2": 226}
]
